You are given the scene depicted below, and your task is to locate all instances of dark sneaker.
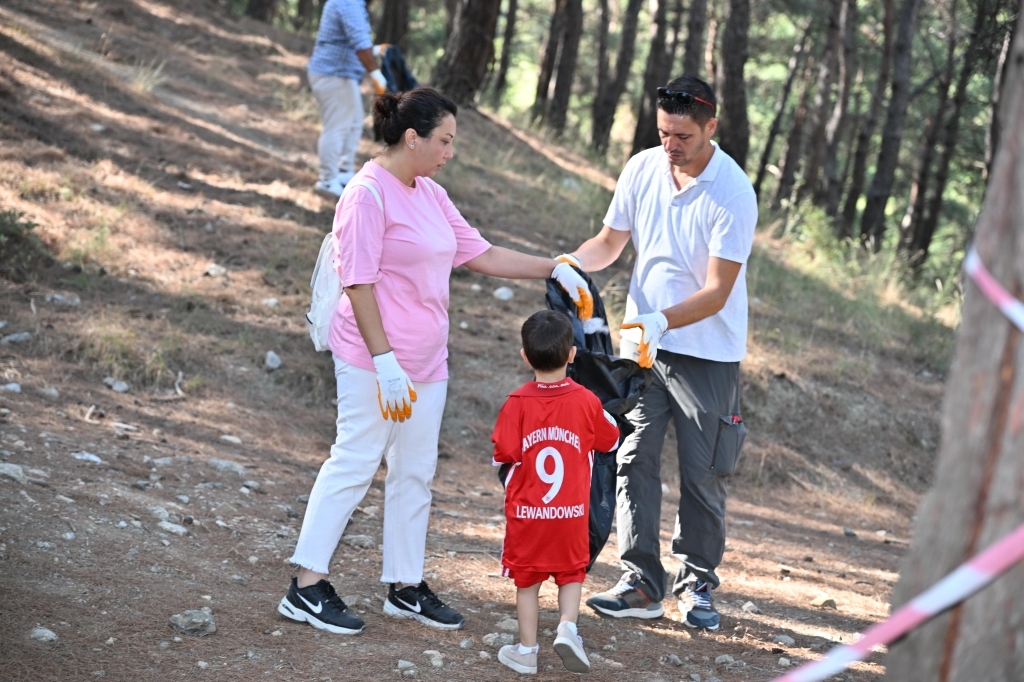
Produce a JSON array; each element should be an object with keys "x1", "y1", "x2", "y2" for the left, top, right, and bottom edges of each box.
[
  {"x1": 277, "y1": 577, "x2": 366, "y2": 635},
  {"x1": 383, "y1": 581, "x2": 465, "y2": 630},
  {"x1": 679, "y1": 580, "x2": 720, "y2": 631},
  {"x1": 585, "y1": 572, "x2": 664, "y2": 619}
]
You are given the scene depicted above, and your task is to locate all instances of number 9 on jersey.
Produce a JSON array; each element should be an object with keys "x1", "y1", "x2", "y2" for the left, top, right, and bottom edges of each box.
[{"x1": 536, "y1": 447, "x2": 564, "y2": 504}]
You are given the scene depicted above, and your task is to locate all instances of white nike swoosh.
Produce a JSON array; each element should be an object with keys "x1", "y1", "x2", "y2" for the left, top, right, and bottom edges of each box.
[
  {"x1": 298, "y1": 594, "x2": 323, "y2": 614},
  {"x1": 395, "y1": 596, "x2": 421, "y2": 613}
]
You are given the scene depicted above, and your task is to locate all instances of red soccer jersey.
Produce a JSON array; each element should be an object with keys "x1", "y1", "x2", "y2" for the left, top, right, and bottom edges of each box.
[{"x1": 492, "y1": 378, "x2": 620, "y2": 573}]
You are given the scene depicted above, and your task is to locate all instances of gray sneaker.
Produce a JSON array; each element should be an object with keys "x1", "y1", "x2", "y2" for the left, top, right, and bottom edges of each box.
[
  {"x1": 498, "y1": 644, "x2": 537, "y2": 674},
  {"x1": 553, "y1": 621, "x2": 590, "y2": 673},
  {"x1": 585, "y1": 571, "x2": 664, "y2": 619}
]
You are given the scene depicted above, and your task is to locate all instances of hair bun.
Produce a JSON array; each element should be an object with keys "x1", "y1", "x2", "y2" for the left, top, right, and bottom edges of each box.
[{"x1": 373, "y1": 92, "x2": 400, "y2": 120}]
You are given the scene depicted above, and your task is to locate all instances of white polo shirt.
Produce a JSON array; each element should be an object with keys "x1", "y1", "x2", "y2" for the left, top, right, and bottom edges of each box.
[{"x1": 604, "y1": 142, "x2": 757, "y2": 362}]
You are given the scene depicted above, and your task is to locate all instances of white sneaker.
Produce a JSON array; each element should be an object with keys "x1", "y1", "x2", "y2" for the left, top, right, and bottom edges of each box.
[
  {"x1": 336, "y1": 169, "x2": 356, "y2": 185},
  {"x1": 314, "y1": 176, "x2": 346, "y2": 198},
  {"x1": 498, "y1": 643, "x2": 537, "y2": 675},
  {"x1": 553, "y1": 621, "x2": 590, "y2": 673}
]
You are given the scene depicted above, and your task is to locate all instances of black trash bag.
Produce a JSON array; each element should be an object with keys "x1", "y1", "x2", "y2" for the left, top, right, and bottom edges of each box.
[
  {"x1": 374, "y1": 46, "x2": 420, "y2": 142},
  {"x1": 497, "y1": 268, "x2": 652, "y2": 572}
]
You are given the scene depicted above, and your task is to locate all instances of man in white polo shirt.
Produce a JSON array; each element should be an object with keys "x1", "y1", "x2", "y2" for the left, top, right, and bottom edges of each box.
[{"x1": 558, "y1": 75, "x2": 756, "y2": 630}]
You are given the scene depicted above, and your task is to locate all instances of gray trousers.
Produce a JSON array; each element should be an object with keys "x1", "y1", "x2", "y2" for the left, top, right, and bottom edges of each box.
[{"x1": 616, "y1": 341, "x2": 745, "y2": 601}]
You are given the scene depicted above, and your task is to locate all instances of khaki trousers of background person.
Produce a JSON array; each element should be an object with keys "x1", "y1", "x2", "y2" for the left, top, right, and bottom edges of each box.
[{"x1": 308, "y1": 71, "x2": 364, "y2": 183}]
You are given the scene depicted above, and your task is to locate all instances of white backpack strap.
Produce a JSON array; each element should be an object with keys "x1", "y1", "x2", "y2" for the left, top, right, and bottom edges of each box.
[{"x1": 343, "y1": 179, "x2": 383, "y2": 212}]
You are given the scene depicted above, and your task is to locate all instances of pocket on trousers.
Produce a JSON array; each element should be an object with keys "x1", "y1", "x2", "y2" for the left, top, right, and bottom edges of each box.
[{"x1": 709, "y1": 415, "x2": 747, "y2": 476}]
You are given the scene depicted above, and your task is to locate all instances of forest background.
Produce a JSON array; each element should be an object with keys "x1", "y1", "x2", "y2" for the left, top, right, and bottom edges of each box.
[{"x1": 241, "y1": 0, "x2": 1016, "y2": 311}]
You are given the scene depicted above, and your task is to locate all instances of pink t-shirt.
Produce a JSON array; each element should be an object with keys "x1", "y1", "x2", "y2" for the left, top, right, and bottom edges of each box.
[{"x1": 327, "y1": 161, "x2": 491, "y2": 382}]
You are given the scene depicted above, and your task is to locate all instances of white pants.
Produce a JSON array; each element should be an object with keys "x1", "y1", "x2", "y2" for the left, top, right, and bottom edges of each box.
[
  {"x1": 289, "y1": 357, "x2": 447, "y2": 584},
  {"x1": 308, "y1": 71, "x2": 364, "y2": 183}
]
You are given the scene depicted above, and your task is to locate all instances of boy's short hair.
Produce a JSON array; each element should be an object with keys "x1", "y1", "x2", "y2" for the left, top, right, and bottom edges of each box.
[{"x1": 521, "y1": 310, "x2": 574, "y2": 372}]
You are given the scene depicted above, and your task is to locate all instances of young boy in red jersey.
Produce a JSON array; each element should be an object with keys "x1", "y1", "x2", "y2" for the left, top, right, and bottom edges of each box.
[{"x1": 492, "y1": 310, "x2": 620, "y2": 675}]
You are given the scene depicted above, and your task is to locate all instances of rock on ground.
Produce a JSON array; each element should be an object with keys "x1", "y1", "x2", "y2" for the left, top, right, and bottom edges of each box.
[
  {"x1": 208, "y1": 458, "x2": 246, "y2": 475},
  {"x1": 0, "y1": 463, "x2": 27, "y2": 485},
  {"x1": 496, "y1": 618, "x2": 518, "y2": 632},
  {"x1": 168, "y1": 607, "x2": 217, "y2": 637},
  {"x1": 341, "y1": 534, "x2": 375, "y2": 549},
  {"x1": 29, "y1": 626, "x2": 58, "y2": 642},
  {"x1": 482, "y1": 632, "x2": 515, "y2": 647},
  {"x1": 773, "y1": 634, "x2": 796, "y2": 646}
]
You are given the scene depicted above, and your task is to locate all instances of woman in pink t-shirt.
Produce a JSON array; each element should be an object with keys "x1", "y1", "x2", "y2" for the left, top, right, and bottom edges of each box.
[{"x1": 279, "y1": 88, "x2": 593, "y2": 636}]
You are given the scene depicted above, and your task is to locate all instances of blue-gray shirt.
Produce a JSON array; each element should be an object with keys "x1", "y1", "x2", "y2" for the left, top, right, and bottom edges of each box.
[{"x1": 308, "y1": 0, "x2": 373, "y2": 80}]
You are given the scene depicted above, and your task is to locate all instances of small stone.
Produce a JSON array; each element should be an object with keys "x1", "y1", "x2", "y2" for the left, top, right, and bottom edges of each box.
[
  {"x1": 810, "y1": 595, "x2": 837, "y2": 609},
  {"x1": 496, "y1": 618, "x2": 518, "y2": 632},
  {"x1": 690, "y1": 674, "x2": 701, "y2": 682},
  {"x1": 247, "y1": 555, "x2": 258, "y2": 564},
  {"x1": 458, "y1": 321, "x2": 469, "y2": 330},
  {"x1": 242, "y1": 480, "x2": 260, "y2": 491},
  {"x1": 1, "y1": 331, "x2": 32, "y2": 345},
  {"x1": 401, "y1": 671, "x2": 417, "y2": 679},
  {"x1": 158, "y1": 521, "x2": 188, "y2": 536},
  {"x1": 714, "y1": 654, "x2": 734, "y2": 665},
  {"x1": 459, "y1": 637, "x2": 474, "y2": 649},
  {"x1": 666, "y1": 654, "x2": 682, "y2": 666},
  {"x1": 232, "y1": 575, "x2": 247, "y2": 585},
  {"x1": 265, "y1": 351, "x2": 282, "y2": 370},
  {"x1": 270, "y1": 629, "x2": 282, "y2": 636},
  {"x1": 168, "y1": 607, "x2": 217, "y2": 637},
  {"x1": 397, "y1": 660, "x2": 416, "y2": 670},
  {"x1": 176, "y1": 495, "x2": 190, "y2": 504},
  {"x1": 773, "y1": 634, "x2": 796, "y2": 646},
  {"x1": 342, "y1": 534, "x2": 375, "y2": 549},
  {"x1": 661, "y1": 482, "x2": 670, "y2": 494},
  {"x1": 493, "y1": 286, "x2": 514, "y2": 301},
  {"x1": 196, "y1": 661, "x2": 208, "y2": 669},
  {"x1": 213, "y1": 502, "x2": 237, "y2": 517},
  {"x1": 37, "y1": 541, "x2": 55, "y2": 549},
  {"x1": 843, "y1": 527, "x2": 857, "y2": 537},
  {"x1": 39, "y1": 387, "x2": 60, "y2": 400},
  {"x1": 208, "y1": 458, "x2": 246, "y2": 475},
  {"x1": 90, "y1": 123, "x2": 106, "y2": 132},
  {"x1": 482, "y1": 632, "x2": 515, "y2": 647},
  {"x1": 101, "y1": 377, "x2": 130, "y2": 393},
  {"x1": 203, "y1": 222, "x2": 214, "y2": 232},
  {"x1": 72, "y1": 451, "x2": 103, "y2": 463},
  {"x1": 203, "y1": 264, "x2": 227, "y2": 277},
  {"x1": 2, "y1": 382, "x2": 22, "y2": 393},
  {"x1": 423, "y1": 650, "x2": 444, "y2": 667},
  {"x1": 29, "y1": 626, "x2": 58, "y2": 642},
  {"x1": 478, "y1": 650, "x2": 491, "y2": 660},
  {"x1": 63, "y1": 532, "x2": 75, "y2": 541},
  {"x1": 56, "y1": 495, "x2": 75, "y2": 504},
  {"x1": 105, "y1": 637, "x2": 116, "y2": 645},
  {"x1": 262, "y1": 297, "x2": 279, "y2": 308},
  {"x1": 219, "y1": 435, "x2": 242, "y2": 446},
  {"x1": 708, "y1": 678, "x2": 722, "y2": 682},
  {"x1": 741, "y1": 601, "x2": 759, "y2": 614},
  {"x1": 150, "y1": 506, "x2": 170, "y2": 520},
  {"x1": 295, "y1": 494, "x2": 310, "y2": 503},
  {"x1": 779, "y1": 657, "x2": 791, "y2": 667},
  {"x1": 0, "y1": 463, "x2": 27, "y2": 485},
  {"x1": 45, "y1": 293, "x2": 81, "y2": 307}
]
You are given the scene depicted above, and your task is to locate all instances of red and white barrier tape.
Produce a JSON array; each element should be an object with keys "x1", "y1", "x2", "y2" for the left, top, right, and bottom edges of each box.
[
  {"x1": 963, "y1": 246, "x2": 1024, "y2": 333},
  {"x1": 771, "y1": 247, "x2": 1024, "y2": 682}
]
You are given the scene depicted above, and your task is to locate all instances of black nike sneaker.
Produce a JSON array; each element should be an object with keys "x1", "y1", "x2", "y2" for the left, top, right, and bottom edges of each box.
[
  {"x1": 383, "y1": 581, "x2": 465, "y2": 630},
  {"x1": 277, "y1": 577, "x2": 366, "y2": 635}
]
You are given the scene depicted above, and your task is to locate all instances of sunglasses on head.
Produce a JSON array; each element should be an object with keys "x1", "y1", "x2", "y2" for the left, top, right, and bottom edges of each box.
[{"x1": 656, "y1": 87, "x2": 715, "y2": 111}]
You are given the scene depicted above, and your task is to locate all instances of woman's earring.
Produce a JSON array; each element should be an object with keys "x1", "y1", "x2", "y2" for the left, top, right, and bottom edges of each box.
[{"x1": 409, "y1": 143, "x2": 415, "y2": 149}]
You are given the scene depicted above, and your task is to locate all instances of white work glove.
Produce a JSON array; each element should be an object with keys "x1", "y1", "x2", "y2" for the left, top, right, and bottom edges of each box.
[
  {"x1": 551, "y1": 256, "x2": 593, "y2": 320},
  {"x1": 372, "y1": 43, "x2": 391, "y2": 57},
  {"x1": 620, "y1": 311, "x2": 669, "y2": 369},
  {"x1": 373, "y1": 351, "x2": 417, "y2": 422},
  {"x1": 369, "y1": 68, "x2": 387, "y2": 95}
]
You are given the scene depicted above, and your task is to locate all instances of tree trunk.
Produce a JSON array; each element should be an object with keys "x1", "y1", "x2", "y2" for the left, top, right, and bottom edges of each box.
[
  {"x1": 245, "y1": 0, "x2": 278, "y2": 22},
  {"x1": 704, "y1": 13, "x2": 718, "y2": 88},
  {"x1": 773, "y1": 59, "x2": 815, "y2": 208},
  {"x1": 717, "y1": 0, "x2": 751, "y2": 169},
  {"x1": 532, "y1": 0, "x2": 568, "y2": 122},
  {"x1": 859, "y1": 0, "x2": 924, "y2": 251},
  {"x1": 753, "y1": 24, "x2": 811, "y2": 198},
  {"x1": 446, "y1": 0, "x2": 461, "y2": 41},
  {"x1": 667, "y1": 0, "x2": 686, "y2": 71},
  {"x1": 631, "y1": 0, "x2": 673, "y2": 155},
  {"x1": 897, "y1": 0, "x2": 958, "y2": 259},
  {"x1": 591, "y1": 0, "x2": 645, "y2": 153},
  {"x1": 985, "y1": 23, "x2": 1013, "y2": 182},
  {"x1": 839, "y1": 0, "x2": 893, "y2": 239},
  {"x1": 797, "y1": 0, "x2": 843, "y2": 203},
  {"x1": 907, "y1": 0, "x2": 999, "y2": 268},
  {"x1": 377, "y1": 0, "x2": 411, "y2": 49},
  {"x1": 822, "y1": 0, "x2": 859, "y2": 214},
  {"x1": 431, "y1": 0, "x2": 503, "y2": 105},
  {"x1": 491, "y1": 0, "x2": 519, "y2": 103},
  {"x1": 683, "y1": 0, "x2": 708, "y2": 76},
  {"x1": 547, "y1": 0, "x2": 583, "y2": 135},
  {"x1": 292, "y1": 0, "x2": 317, "y2": 30},
  {"x1": 882, "y1": 14, "x2": 1024, "y2": 681}
]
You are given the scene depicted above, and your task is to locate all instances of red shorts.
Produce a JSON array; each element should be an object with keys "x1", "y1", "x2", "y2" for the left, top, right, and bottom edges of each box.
[{"x1": 502, "y1": 567, "x2": 587, "y2": 589}]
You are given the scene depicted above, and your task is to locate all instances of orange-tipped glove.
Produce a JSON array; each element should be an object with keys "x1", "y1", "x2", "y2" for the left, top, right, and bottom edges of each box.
[
  {"x1": 371, "y1": 44, "x2": 391, "y2": 57},
  {"x1": 552, "y1": 256, "x2": 593, "y2": 320},
  {"x1": 620, "y1": 311, "x2": 668, "y2": 368},
  {"x1": 372, "y1": 351, "x2": 417, "y2": 422},
  {"x1": 369, "y1": 68, "x2": 388, "y2": 95}
]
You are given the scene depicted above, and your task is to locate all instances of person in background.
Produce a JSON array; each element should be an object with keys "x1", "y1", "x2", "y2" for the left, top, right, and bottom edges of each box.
[
  {"x1": 560, "y1": 74, "x2": 755, "y2": 631},
  {"x1": 307, "y1": 0, "x2": 389, "y2": 197},
  {"x1": 278, "y1": 88, "x2": 595, "y2": 636}
]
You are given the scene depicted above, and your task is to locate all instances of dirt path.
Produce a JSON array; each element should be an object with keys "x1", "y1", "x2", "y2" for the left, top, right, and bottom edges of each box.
[{"x1": 0, "y1": 1, "x2": 949, "y2": 680}]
